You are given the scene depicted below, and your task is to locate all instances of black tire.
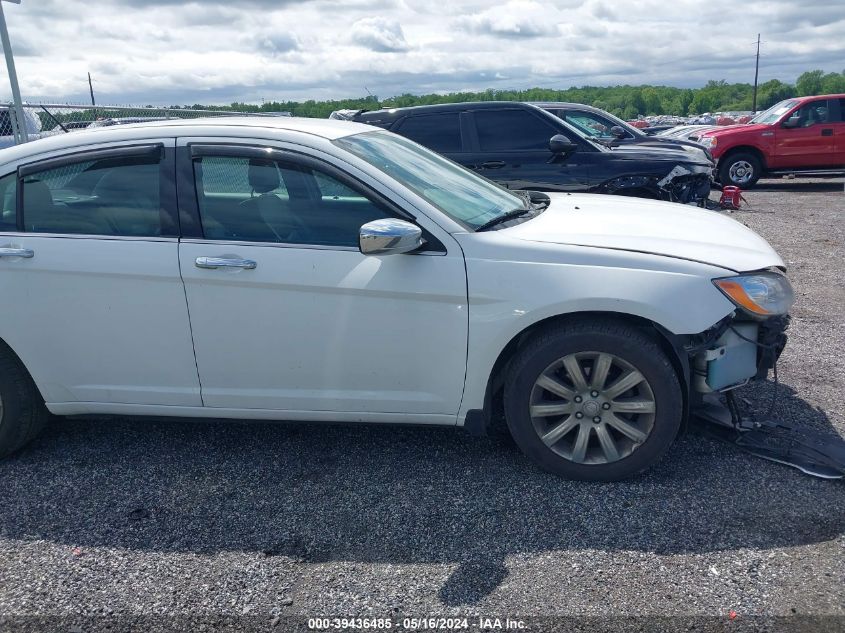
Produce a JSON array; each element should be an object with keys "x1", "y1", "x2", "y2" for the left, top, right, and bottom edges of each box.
[
  {"x1": 718, "y1": 152, "x2": 762, "y2": 188},
  {"x1": 0, "y1": 345, "x2": 51, "y2": 458},
  {"x1": 503, "y1": 319, "x2": 682, "y2": 481}
]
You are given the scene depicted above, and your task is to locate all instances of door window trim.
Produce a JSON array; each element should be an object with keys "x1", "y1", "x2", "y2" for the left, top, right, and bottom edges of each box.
[{"x1": 179, "y1": 143, "x2": 446, "y2": 253}]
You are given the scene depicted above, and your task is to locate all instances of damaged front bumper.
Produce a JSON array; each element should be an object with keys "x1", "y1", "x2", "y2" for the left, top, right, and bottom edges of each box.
[
  {"x1": 689, "y1": 314, "x2": 788, "y2": 394},
  {"x1": 599, "y1": 163, "x2": 713, "y2": 206},
  {"x1": 682, "y1": 314, "x2": 845, "y2": 479}
]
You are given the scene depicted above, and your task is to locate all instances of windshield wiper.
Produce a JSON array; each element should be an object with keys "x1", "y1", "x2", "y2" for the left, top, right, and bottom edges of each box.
[{"x1": 475, "y1": 208, "x2": 532, "y2": 232}]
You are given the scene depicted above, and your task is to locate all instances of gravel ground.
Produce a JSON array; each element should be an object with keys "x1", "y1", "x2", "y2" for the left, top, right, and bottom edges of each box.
[{"x1": 1, "y1": 179, "x2": 844, "y2": 631}]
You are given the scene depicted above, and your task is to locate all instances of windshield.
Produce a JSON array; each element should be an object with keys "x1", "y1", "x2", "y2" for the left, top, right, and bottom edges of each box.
[
  {"x1": 334, "y1": 130, "x2": 524, "y2": 230},
  {"x1": 750, "y1": 99, "x2": 799, "y2": 124}
]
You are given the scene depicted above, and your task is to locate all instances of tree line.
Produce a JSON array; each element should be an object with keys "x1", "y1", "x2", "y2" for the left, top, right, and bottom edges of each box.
[
  {"x1": 39, "y1": 69, "x2": 845, "y2": 130},
  {"x1": 224, "y1": 70, "x2": 845, "y2": 120}
]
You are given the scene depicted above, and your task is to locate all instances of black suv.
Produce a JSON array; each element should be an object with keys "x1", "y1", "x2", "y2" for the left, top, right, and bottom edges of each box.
[{"x1": 336, "y1": 102, "x2": 714, "y2": 205}]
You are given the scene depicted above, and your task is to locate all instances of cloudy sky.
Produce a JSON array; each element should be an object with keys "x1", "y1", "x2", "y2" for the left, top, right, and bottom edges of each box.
[{"x1": 2, "y1": 0, "x2": 844, "y2": 105}]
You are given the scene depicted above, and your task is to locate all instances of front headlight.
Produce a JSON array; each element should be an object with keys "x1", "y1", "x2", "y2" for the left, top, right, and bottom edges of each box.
[
  {"x1": 699, "y1": 136, "x2": 717, "y2": 148},
  {"x1": 713, "y1": 272, "x2": 794, "y2": 317}
]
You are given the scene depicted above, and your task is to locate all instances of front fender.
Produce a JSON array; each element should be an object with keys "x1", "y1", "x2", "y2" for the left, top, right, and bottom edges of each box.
[{"x1": 455, "y1": 240, "x2": 736, "y2": 419}]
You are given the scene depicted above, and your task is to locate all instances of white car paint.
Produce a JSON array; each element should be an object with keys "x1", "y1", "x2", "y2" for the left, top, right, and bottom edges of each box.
[
  {"x1": 505, "y1": 193, "x2": 784, "y2": 272},
  {"x1": 0, "y1": 117, "x2": 787, "y2": 426}
]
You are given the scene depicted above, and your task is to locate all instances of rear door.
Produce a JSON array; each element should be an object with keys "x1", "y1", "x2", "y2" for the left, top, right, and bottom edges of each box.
[
  {"x1": 773, "y1": 99, "x2": 837, "y2": 168},
  {"x1": 176, "y1": 139, "x2": 468, "y2": 420},
  {"x1": 463, "y1": 108, "x2": 596, "y2": 192},
  {"x1": 0, "y1": 140, "x2": 202, "y2": 410}
]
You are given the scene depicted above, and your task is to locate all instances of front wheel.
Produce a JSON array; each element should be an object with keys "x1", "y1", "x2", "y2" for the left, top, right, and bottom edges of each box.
[
  {"x1": 503, "y1": 320, "x2": 682, "y2": 481},
  {"x1": 718, "y1": 152, "x2": 761, "y2": 188}
]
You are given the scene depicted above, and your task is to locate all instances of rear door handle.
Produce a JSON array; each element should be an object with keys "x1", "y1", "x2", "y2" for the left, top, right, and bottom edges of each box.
[
  {"x1": 821, "y1": 128, "x2": 833, "y2": 137},
  {"x1": 195, "y1": 256, "x2": 257, "y2": 270},
  {"x1": 0, "y1": 247, "x2": 34, "y2": 258},
  {"x1": 481, "y1": 161, "x2": 506, "y2": 169}
]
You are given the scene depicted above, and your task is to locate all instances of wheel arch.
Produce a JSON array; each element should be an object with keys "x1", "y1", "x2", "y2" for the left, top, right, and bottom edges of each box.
[
  {"x1": 719, "y1": 145, "x2": 768, "y2": 171},
  {"x1": 0, "y1": 335, "x2": 48, "y2": 403},
  {"x1": 467, "y1": 311, "x2": 691, "y2": 437}
]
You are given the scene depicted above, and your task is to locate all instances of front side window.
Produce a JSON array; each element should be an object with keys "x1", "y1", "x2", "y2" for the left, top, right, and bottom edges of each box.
[
  {"x1": 396, "y1": 113, "x2": 462, "y2": 153},
  {"x1": 563, "y1": 112, "x2": 615, "y2": 138},
  {"x1": 785, "y1": 100, "x2": 832, "y2": 127},
  {"x1": 474, "y1": 109, "x2": 559, "y2": 151},
  {"x1": 22, "y1": 154, "x2": 164, "y2": 236},
  {"x1": 335, "y1": 130, "x2": 525, "y2": 230},
  {"x1": 193, "y1": 154, "x2": 390, "y2": 247}
]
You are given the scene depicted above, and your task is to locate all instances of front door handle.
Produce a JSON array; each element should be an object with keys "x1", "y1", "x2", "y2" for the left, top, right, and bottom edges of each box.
[
  {"x1": 481, "y1": 160, "x2": 506, "y2": 169},
  {"x1": 821, "y1": 128, "x2": 833, "y2": 137},
  {"x1": 195, "y1": 256, "x2": 257, "y2": 270},
  {"x1": 0, "y1": 247, "x2": 34, "y2": 258}
]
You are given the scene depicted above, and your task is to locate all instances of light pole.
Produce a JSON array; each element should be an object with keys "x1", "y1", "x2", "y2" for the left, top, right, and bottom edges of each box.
[{"x1": 0, "y1": 0, "x2": 27, "y2": 143}]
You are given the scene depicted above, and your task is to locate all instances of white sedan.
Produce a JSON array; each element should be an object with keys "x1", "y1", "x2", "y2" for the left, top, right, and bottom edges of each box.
[{"x1": 0, "y1": 117, "x2": 792, "y2": 480}]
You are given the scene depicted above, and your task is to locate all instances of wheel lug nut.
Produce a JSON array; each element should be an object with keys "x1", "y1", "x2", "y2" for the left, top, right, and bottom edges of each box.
[
  {"x1": 602, "y1": 403, "x2": 611, "y2": 410},
  {"x1": 593, "y1": 416, "x2": 601, "y2": 423},
  {"x1": 590, "y1": 390, "x2": 599, "y2": 397},
  {"x1": 574, "y1": 396, "x2": 582, "y2": 403},
  {"x1": 575, "y1": 412, "x2": 583, "y2": 419}
]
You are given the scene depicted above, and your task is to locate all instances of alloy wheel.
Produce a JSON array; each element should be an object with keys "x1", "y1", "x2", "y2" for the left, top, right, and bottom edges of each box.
[
  {"x1": 728, "y1": 160, "x2": 755, "y2": 185},
  {"x1": 529, "y1": 351, "x2": 656, "y2": 464}
]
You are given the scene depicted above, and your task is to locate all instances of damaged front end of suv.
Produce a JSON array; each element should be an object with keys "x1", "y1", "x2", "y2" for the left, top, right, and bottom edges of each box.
[{"x1": 595, "y1": 151, "x2": 714, "y2": 206}]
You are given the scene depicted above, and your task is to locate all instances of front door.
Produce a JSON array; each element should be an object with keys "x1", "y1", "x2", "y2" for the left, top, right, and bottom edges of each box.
[
  {"x1": 176, "y1": 140, "x2": 468, "y2": 420},
  {"x1": 462, "y1": 108, "x2": 596, "y2": 192},
  {"x1": 773, "y1": 99, "x2": 837, "y2": 168}
]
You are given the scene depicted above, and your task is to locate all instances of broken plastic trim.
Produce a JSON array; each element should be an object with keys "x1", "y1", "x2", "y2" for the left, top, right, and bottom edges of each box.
[{"x1": 694, "y1": 393, "x2": 845, "y2": 479}]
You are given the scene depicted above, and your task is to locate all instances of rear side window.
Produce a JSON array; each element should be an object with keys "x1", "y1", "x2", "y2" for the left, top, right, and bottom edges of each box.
[
  {"x1": 396, "y1": 113, "x2": 462, "y2": 152},
  {"x1": 474, "y1": 109, "x2": 559, "y2": 151},
  {"x1": 837, "y1": 99, "x2": 845, "y2": 123},
  {"x1": 22, "y1": 155, "x2": 165, "y2": 236},
  {"x1": 0, "y1": 173, "x2": 16, "y2": 231}
]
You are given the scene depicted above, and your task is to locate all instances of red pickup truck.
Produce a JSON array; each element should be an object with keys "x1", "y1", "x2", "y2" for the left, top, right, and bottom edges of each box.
[{"x1": 699, "y1": 94, "x2": 845, "y2": 187}]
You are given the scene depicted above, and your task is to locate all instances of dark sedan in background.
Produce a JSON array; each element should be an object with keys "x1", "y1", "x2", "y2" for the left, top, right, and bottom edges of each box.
[{"x1": 533, "y1": 102, "x2": 712, "y2": 158}]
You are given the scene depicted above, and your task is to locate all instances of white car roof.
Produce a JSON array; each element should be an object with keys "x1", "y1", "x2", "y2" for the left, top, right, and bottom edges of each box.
[{"x1": 0, "y1": 116, "x2": 375, "y2": 165}]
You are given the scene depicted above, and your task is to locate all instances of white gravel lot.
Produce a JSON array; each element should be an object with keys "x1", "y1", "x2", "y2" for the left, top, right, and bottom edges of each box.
[{"x1": 0, "y1": 178, "x2": 843, "y2": 632}]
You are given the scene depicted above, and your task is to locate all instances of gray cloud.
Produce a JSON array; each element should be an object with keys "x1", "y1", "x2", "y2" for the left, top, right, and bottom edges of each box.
[
  {"x1": 256, "y1": 33, "x2": 300, "y2": 55},
  {"x1": 349, "y1": 17, "x2": 409, "y2": 52},
  {"x1": 455, "y1": 1, "x2": 560, "y2": 39},
  {"x1": 1, "y1": 0, "x2": 843, "y2": 105}
]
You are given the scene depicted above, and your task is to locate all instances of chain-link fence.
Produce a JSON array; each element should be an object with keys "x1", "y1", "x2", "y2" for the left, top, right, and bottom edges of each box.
[{"x1": 0, "y1": 103, "x2": 291, "y2": 149}]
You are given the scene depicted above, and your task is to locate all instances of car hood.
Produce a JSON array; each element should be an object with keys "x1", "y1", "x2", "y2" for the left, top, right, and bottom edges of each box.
[
  {"x1": 608, "y1": 143, "x2": 712, "y2": 166},
  {"x1": 505, "y1": 193, "x2": 785, "y2": 273},
  {"x1": 701, "y1": 123, "x2": 767, "y2": 137}
]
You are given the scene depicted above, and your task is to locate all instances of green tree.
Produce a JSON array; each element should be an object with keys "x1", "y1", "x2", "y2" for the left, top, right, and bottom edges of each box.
[{"x1": 796, "y1": 70, "x2": 824, "y2": 96}]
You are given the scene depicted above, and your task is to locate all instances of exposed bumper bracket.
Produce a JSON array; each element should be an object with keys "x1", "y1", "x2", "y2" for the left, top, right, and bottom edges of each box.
[{"x1": 693, "y1": 394, "x2": 845, "y2": 479}]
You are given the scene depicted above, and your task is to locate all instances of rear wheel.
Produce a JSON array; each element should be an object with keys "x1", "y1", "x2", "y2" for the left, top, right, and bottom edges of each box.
[
  {"x1": 719, "y1": 152, "x2": 762, "y2": 188},
  {"x1": 0, "y1": 346, "x2": 51, "y2": 458},
  {"x1": 503, "y1": 320, "x2": 682, "y2": 481}
]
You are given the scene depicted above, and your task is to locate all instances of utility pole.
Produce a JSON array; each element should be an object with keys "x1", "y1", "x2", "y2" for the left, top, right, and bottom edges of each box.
[
  {"x1": 0, "y1": 0, "x2": 27, "y2": 142},
  {"x1": 752, "y1": 33, "x2": 761, "y2": 114},
  {"x1": 88, "y1": 72, "x2": 95, "y2": 106}
]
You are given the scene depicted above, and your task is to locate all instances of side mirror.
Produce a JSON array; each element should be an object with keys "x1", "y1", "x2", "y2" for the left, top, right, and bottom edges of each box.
[
  {"x1": 549, "y1": 134, "x2": 578, "y2": 155},
  {"x1": 610, "y1": 125, "x2": 627, "y2": 139},
  {"x1": 359, "y1": 218, "x2": 424, "y2": 256},
  {"x1": 782, "y1": 116, "x2": 800, "y2": 129}
]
